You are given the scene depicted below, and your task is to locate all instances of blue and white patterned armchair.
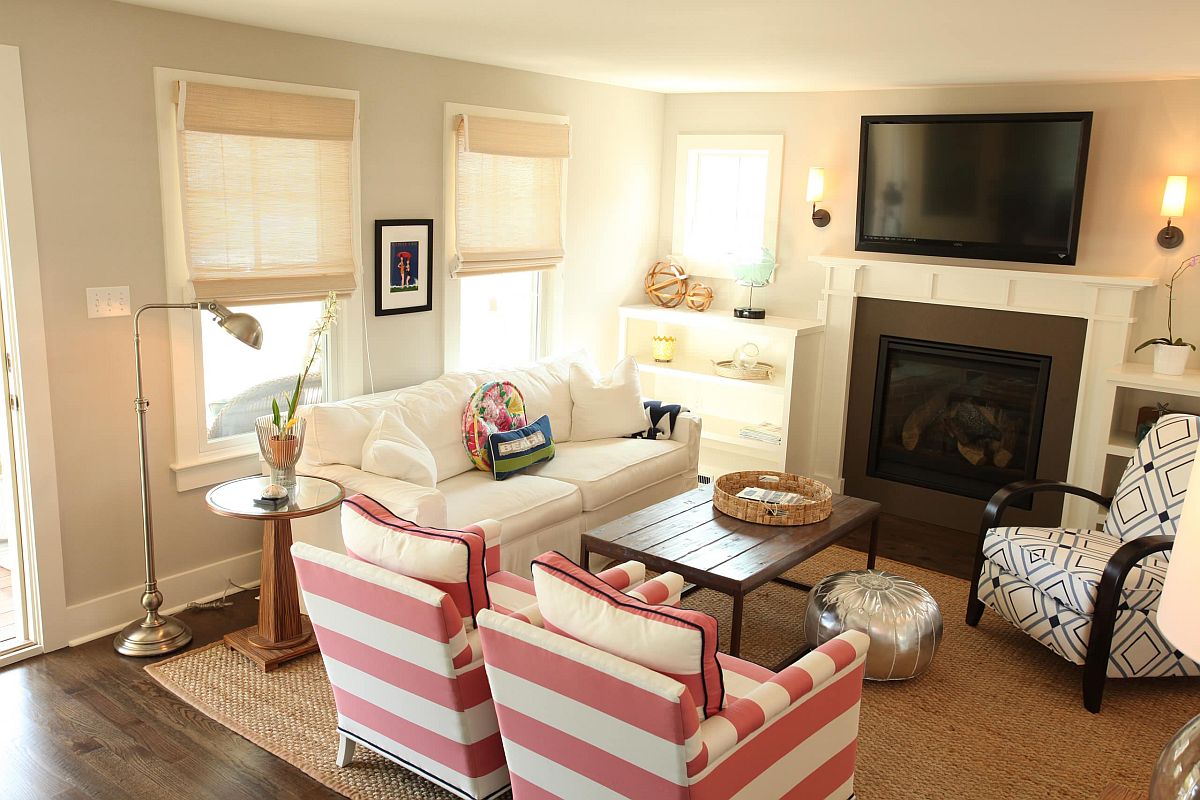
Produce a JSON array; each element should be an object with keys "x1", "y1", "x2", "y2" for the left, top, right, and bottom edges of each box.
[{"x1": 967, "y1": 414, "x2": 1199, "y2": 712}]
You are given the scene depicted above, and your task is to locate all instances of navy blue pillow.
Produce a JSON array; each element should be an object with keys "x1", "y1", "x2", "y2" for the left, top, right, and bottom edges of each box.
[{"x1": 488, "y1": 415, "x2": 555, "y2": 481}]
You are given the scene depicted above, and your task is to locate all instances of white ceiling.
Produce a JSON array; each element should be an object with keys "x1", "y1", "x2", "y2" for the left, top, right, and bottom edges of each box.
[{"x1": 117, "y1": 0, "x2": 1200, "y2": 93}]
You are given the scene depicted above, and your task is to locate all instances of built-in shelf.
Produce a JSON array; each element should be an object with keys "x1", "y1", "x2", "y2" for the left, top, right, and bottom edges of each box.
[
  {"x1": 619, "y1": 303, "x2": 823, "y2": 478},
  {"x1": 1105, "y1": 430, "x2": 1138, "y2": 459},
  {"x1": 619, "y1": 303, "x2": 824, "y2": 336},
  {"x1": 700, "y1": 415, "x2": 783, "y2": 455},
  {"x1": 634, "y1": 355, "x2": 787, "y2": 394},
  {"x1": 1106, "y1": 363, "x2": 1200, "y2": 397}
]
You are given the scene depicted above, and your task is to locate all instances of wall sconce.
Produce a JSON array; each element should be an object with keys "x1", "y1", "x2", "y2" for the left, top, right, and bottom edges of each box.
[
  {"x1": 807, "y1": 167, "x2": 830, "y2": 227},
  {"x1": 1158, "y1": 175, "x2": 1188, "y2": 249}
]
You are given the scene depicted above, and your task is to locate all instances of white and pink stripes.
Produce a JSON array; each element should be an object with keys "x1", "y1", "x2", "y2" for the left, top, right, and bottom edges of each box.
[
  {"x1": 292, "y1": 542, "x2": 510, "y2": 800},
  {"x1": 476, "y1": 606, "x2": 869, "y2": 800}
]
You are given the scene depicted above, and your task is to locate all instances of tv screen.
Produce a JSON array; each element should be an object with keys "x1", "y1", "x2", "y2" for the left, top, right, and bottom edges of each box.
[{"x1": 856, "y1": 112, "x2": 1092, "y2": 265}]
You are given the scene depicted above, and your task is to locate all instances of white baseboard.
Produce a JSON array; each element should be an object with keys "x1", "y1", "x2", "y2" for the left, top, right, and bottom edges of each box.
[{"x1": 65, "y1": 549, "x2": 262, "y2": 647}]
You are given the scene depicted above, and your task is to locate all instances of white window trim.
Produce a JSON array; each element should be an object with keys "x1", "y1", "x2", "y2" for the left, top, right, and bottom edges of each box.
[
  {"x1": 441, "y1": 102, "x2": 565, "y2": 372},
  {"x1": 671, "y1": 133, "x2": 784, "y2": 279},
  {"x1": 153, "y1": 68, "x2": 365, "y2": 491},
  {"x1": 0, "y1": 45, "x2": 68, "y2": 653}
]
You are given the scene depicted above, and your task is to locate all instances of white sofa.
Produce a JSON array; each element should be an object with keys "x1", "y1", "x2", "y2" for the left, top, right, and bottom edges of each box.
[{"x1": 292, "y1": 353, "x2": 701, "y2": 577}]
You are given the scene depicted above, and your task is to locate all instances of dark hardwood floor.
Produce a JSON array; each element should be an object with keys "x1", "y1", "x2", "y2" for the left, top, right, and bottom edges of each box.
[
  {"x1": 0, "y1": 512, "x2": 974, "y2": 799},
  {"x1": 842, "y1": 511, "x2": 977, "y2": 581},
  {"x1": 0, "y1": 591, "x2": 343, "y2": 800}
]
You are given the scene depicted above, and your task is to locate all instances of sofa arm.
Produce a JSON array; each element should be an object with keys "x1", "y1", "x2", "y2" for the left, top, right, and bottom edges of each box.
[
  {"x1": 690, "y1": 631, "x2": 869, "y2": 777},
  {"x1": 672, "y1": 411, "x2": 702, "y2": 474},
  {"x1": 670, "y1": 410, "x2": 702, "y2": 446},
  {"x1": 299, "y1": 463, "x2": 447, "y2": 527}
]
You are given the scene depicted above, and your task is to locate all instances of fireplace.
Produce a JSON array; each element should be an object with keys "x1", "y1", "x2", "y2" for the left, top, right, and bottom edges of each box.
[{"x1": 866, "y1": 336, "x2": 1052, "y2": 503}]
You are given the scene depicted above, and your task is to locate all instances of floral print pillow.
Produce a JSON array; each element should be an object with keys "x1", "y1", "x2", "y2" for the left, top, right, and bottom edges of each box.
[{"x1": 462, "y1": 381, "x2": 528, "y2": 471}]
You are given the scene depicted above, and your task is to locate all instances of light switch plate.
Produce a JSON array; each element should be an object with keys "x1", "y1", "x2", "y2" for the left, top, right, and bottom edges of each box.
[{"x1": 87, "y1": 286, "x2": 131, "y2": 318}]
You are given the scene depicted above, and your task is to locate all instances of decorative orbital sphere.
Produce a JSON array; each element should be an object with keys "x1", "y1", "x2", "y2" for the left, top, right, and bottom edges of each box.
[
  {"x1": 804, "y1": 569, "x2": 942, "y2": 680},
  {"x1": 644, "y1": 260, "x2": 689, "y2": 308},
  {"x1": 685, "y1": 282, "x2": 714, "y2": 312}
]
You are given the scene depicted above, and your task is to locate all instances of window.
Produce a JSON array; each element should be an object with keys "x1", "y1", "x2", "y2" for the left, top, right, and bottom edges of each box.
[
  {"x1": 671, "y1": 134, "x2": 784, "y2": 278},
  {"x1": 443, "y1": 104, "x2": 568, "y2": 369},
  {"x1": 456, "y1": 272, "x2": 542, "y2": 370},
  {"x1": 154, "y1": 69, "x2": 364, "y2": 490},
  {"x1": 202, "y1": 300, "x2": 327, "y2": 441}
]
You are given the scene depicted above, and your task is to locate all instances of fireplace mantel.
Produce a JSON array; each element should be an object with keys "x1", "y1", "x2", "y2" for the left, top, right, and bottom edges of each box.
[{"x1": 809, "y1": 255, "x2": 1157, "y2": 529}]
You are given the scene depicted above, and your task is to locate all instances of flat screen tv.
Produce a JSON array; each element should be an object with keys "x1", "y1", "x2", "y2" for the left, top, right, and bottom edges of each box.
[{"x1": 856, "y1": 112, "x2": 1092, "y2": 265}]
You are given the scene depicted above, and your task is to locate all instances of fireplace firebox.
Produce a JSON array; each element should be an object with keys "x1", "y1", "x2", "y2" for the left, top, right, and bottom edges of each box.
[{"x1": 866, "y1": 336, "x2": 1052, "y2": 503}]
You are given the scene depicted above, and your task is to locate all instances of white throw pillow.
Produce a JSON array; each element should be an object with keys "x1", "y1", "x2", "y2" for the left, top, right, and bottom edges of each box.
[
  {"x1": 361, "y1": 410, "x2": 438, "y2": 487},
  {"x1": 569, "y1": 356, "x2": 648, "y2": 441}
]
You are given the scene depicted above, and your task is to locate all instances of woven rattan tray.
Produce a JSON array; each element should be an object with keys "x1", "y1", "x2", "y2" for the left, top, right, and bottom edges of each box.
[
  {"x1": 712, "y1": 360, "x2": 775, "y2": 380},
  {"x1": 713, "y1": 470, "x2": 833, "y2": 526}
]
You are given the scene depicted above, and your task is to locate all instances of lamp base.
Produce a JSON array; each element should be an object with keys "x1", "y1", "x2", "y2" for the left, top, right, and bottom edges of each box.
[
  {"x1": 1158, "y1": 224, "x2": 1184, "y2": 249},
  {"x1": 734, "y1": 306, "x2": 766, "y2": 320},
  {"x1": 114, "y1": 612, "x2": 193, "y2": 657},
  {"x1": 1150, "y1": 711, "x2": 1200, "y2": 799}
]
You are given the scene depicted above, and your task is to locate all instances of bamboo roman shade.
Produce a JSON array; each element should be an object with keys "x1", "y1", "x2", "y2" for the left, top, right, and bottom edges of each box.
[
  {"x1": 453, "y1": 114, "x2": 570, "y2": 277},
  {"x1": 176, "y1": 81, "x2": 358, "y2": 300}
]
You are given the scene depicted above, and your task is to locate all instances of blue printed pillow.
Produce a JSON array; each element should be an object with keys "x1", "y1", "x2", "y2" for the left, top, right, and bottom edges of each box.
[{"x1": 488, "y1": 415, "x2": 555, "y2": 481}]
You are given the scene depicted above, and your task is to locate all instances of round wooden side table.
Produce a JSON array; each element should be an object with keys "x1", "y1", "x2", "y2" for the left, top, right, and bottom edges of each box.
[{"x1": 206, "y1": 475, "x2": 344, "y2": 672}]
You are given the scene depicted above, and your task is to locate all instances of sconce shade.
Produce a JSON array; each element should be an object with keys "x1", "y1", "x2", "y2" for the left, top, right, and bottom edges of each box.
[
  {"x1": 1158, "y1": 455, "x2": 1200, "y2": 660},
  {"x1": 1162, "y1": 176, "x2": 1188, "y2": 219},
  {"x1": 806, "y1": 168, "x2": 825, "y2": 204}
]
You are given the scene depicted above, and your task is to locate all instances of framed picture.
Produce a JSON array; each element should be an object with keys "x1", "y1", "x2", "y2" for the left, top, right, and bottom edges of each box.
[{"x1": 375, "y1": 219, "x2": 434, "y2": 316}]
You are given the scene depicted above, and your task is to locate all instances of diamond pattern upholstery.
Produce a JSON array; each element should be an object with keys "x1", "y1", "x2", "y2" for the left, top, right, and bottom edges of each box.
[
  {"x1": 1106, "y1": 414, "x2": 1198, "y2": 549},
  {"x1": 976, "y1": 414, "x2": 1198, "y2": 684},
  {"x1": 982, "y1": 526, "x2": 1169, "y2": 615}
]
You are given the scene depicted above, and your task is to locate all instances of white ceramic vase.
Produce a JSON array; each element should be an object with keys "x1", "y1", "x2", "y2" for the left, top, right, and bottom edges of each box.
[{"x1": 1153, "y1": 343, "x2": 1192, "y2": 376}]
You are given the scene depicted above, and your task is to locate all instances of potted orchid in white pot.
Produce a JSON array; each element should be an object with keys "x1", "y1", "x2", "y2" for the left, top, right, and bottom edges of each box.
[{"x1": 1136, "y1": 254, "x2": 1197, "y2": 376}]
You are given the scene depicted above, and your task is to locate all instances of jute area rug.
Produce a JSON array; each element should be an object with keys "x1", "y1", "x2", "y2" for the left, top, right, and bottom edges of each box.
[{"x1": 146, "y1": 546, "x2": 1200, "y2": 799}]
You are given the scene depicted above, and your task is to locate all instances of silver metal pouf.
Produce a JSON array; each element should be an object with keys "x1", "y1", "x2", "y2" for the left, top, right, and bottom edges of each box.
[{"x1": 804, "y1": 569, "x2": 943, "y2": 681}]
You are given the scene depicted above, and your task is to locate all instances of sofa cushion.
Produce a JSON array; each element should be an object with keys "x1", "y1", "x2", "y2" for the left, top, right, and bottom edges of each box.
[
  {"x1": 528, "y1": 438, "x2": 689, "y2": 511},
  {"x1": 360, "y1": 410, "x2": 437, "y2": 487},
  {"x1": 532, "y1": 551, "x2": 725, "y2": 718},
  {"x1": 341, "y1": 494, "x2": 489, "y2": 628},
  {"x1": 462, "y1": 380, "x2": 528, "y2": 472},
  {"x1": 490, "y1": 415, "x2": 556, "y2": 481},
  {"x1": 569, "y1": 356, "x2": 649, "y2": 441},
  {"x1": 393, "y1": 372, "x2": 481, "y2": 482},
  {"x1": 302, "y1": 404, "x2": 379, "y2": 468},
  {"x1": 494, "y1": 353, "x2": 581, "y2": 443},
  {"x1": 438, "y1": 469, "x2": 582, "y2": 540}
]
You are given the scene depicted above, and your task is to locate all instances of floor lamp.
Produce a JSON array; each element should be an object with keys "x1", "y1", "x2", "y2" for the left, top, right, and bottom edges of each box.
[
  {"x1": 1151, "y1": 450, "x2": 1200, "y2": 798},
  {"x1": 114, "y1": 301, "x2": 263, "y2": 657}
]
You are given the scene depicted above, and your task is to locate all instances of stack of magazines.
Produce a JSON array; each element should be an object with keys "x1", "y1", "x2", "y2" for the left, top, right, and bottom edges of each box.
[{"x1": 739, "y1": 422, "x2": 782, "y2": 445}]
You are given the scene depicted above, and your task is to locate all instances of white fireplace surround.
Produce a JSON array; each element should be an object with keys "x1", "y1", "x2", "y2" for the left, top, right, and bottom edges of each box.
[{"x1": 809, "y1": 255, "x2": 1156, "y2": 529}]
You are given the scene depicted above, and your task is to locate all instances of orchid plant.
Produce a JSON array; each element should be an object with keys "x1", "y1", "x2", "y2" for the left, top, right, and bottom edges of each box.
[
  {"x1": 1135, "y1": 254, "x2": 1197, "y2": 353},
  {"x1": 271, "y1": 291, "x2": 339, "y2": 435}
]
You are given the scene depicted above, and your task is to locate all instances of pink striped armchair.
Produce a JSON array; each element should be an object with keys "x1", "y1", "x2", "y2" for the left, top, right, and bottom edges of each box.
[
  {"x1": 477, "y1": 607, "x2": 870, "y2": 800},
  {"x1": 291, "y1": 534, "x2": 684, "y2": 798}
]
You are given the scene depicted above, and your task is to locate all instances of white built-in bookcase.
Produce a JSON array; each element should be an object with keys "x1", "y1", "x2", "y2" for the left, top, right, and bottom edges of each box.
[{"x1": 617, "y1": 304, "x2": 823, "y2": 480}]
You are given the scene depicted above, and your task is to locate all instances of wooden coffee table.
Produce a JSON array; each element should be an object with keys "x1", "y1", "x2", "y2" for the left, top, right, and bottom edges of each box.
[{"x1": 581, "y1": 486, "x2": 881, "y2": 664}]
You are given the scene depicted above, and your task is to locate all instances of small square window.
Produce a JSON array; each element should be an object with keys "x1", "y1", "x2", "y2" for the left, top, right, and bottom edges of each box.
[{"x1": 672, "y1": 134, "x2": 783, "y2": 278}]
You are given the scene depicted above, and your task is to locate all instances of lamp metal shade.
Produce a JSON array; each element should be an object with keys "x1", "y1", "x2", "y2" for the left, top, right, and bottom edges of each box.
[
  {"x1": 806, "y1": 167, "x2": 825, "y2": 204},
  {"x1": 220, "y1": 312, "x2": 264, "y2": 349},
  {"x1": 1158, "y1": 452, "x2": 1200, "y2": 660},
  {"x1": 1162, "y1": 175, "x2": 1188, "y2": 219}
]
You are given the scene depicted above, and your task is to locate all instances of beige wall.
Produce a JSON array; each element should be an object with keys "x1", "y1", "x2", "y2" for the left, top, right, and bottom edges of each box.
[
  {"x1": 659, "y1": 81, "x2": 1200, "y2": 354},
  {"x1": 2, "y1": 0, "x2": 663, "y2": 620}
]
